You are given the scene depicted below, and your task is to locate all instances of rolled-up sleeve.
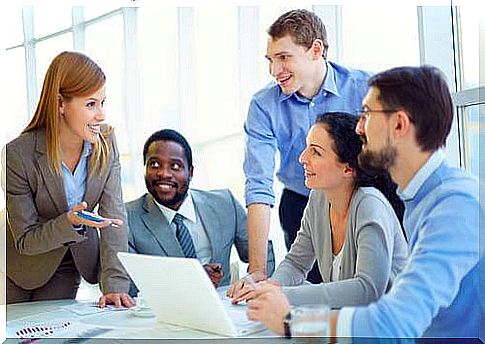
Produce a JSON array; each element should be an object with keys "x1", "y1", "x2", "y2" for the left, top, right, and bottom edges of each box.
[{"x1": 243, "y1": 98, "x2": 277, "y2": 207}]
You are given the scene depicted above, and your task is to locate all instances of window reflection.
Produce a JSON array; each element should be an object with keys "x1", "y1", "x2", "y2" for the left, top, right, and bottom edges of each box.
[
  {"x1": 462, "y1": 105, "x2": 483, "y2": 176},
  {"x1": 458, "y1": 6, "x2": 480, "y2": 89}
]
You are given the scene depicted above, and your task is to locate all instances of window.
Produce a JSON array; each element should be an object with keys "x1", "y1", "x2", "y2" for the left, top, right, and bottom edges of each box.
[
  {"x1": 453, "y1": 5, "x2": 483, "y2": 177},
  {"x1": 340, "y1": 5, "x2": 420, "y2": 72},
  {"x1": 2, "y1": 4, "x2": 479, "y2": 277}
]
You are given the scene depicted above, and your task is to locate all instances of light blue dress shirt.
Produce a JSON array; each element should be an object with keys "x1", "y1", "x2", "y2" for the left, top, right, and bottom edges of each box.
[
  {"x1": 61, "y1": 141, "x2": 91, "y2": 209},
  {"x1": 243, "y1": 61, "x2": 369, "y2": 206},
  {"x1": 338, "y1": 150, "x2": 483, "y2": 338}
]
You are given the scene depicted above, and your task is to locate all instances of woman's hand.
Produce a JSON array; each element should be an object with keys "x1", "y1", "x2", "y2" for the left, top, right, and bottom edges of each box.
[
  {"x1": 247, "y1": 281, "x2": 290, "y2": 335},
  {"x1": 67, "y1": 201, "x2": 123, "y2": 229},
  {"x1": 98, "y1": 292, "x2": 135, "y2": 308},
  {"x1": 226, "y1": 271, "x2": 270, "y2": 304}
]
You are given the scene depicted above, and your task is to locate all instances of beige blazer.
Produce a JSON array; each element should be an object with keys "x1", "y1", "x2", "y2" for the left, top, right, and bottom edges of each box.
[{"x1": 2, "y1": 128, "x2": 130, "y2": 293}]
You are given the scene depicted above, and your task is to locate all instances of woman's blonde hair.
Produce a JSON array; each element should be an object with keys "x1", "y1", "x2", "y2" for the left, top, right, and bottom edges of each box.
[{"x1": 23, "y1": 51, "x2": 112, "y2": 175}]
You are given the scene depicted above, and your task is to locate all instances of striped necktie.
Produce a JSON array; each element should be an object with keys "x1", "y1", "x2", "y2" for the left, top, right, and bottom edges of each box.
[{"x1": 173, "y1": 213, "x2": 197, "y2": 258}]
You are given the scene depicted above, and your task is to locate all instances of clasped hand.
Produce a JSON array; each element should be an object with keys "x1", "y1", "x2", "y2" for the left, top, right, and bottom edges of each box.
[{"x1": 203, "y1": 263, "x2": 223, "y2": 288}]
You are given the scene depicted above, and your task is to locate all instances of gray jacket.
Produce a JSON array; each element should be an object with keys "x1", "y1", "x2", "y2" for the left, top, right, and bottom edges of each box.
[
  {"x1": 2, "y1": 128, "x2": 130, "y2": 293},
  {"x1": 126, "y1": 189, "x2": 275, "y2": 294},
  {"x1": 272, "y1": 187, "x2": 408, "y2": 308}
]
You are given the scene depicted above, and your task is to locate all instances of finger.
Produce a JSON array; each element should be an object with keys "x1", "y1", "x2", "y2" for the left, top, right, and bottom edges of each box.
[
  {"x1": 108, "y1": 218, "x2": 123, "y2": 227},
  {"x1": 253, "y1": 282, "x2": 278, "y2": 297},
  {"x1": 121, "y1": 294, "x2": 135, "y2": 308},
  {"x1": 98, "y1": 296, "x2": 106, "y2": 308},
  {"x1": 71, "y1": 201, "x2": 88, "y2": 212},
  {"x1": 227, "y1": 281, "x2": 242, "y2": 297},
  {"x1": 233, "y1": 290, "x2": 256, "y2": 304},
  {"x1": 231, "y1": 285, "x2": 253, "y2": 304},
  {"x1": 112, "y1": 295, "x2": 122, "y2": 308},
  {"x1": 247, "y1": 308, "x2": 257, "y2": 320},
  {"x1": 227, "y1": 285, "x2": 235, "y2": 297}
]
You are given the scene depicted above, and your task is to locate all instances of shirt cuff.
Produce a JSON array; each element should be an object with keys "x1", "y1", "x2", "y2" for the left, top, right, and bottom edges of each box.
[{"x1": 336, "y1": 307, "x2": 355, "y2": 337}]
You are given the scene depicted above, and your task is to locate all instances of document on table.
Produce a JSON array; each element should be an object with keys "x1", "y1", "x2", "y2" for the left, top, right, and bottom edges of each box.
[
  {"x1": 61, "y1": 302, "x2": 131, "y2": 316},
  {"x1": 216, "y1": 289, "x2": 265, "y2": 333}
]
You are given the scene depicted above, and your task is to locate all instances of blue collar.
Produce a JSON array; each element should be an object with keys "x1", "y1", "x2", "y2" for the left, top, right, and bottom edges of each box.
[
  {"x1": 397, "y1": 150, "x2": 445, "y2": 201},
  {"x1": 278, "y1": 61, "x2": 341, "y2": 103}
]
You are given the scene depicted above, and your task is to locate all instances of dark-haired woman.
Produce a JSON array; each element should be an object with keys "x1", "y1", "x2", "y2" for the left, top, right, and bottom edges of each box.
[{"x1": 232, "y1": 112, "x2": 407, "y2": 308}]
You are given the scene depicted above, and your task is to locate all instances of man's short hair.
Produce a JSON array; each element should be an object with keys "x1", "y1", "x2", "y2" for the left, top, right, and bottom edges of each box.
[
  {"x1": 268, "y1": 9, "x2": 329, "y2": 59},
  {"x1": 143, "y1": 129, "x2": 193, "y2": 167},
  {"x1": 369, "y1": 65, "x2": 454, "y2": 152}
]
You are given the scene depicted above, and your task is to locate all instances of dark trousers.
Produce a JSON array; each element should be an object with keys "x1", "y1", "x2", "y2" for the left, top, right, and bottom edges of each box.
[
  {"x1": 279, "y1": 188, "x2": 322, "y2": 284},
  {"x1": 7, "y1": 250, "x2": 81, "y2": 304}
]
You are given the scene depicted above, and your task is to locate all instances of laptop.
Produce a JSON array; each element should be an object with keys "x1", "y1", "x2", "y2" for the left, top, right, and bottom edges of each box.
[{"x1": 117, "y1": 252, "x2": 265, "y2": 337}]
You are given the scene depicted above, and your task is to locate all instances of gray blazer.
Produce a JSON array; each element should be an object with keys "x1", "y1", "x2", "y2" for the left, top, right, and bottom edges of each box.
[
  {"x1": 2, "y1": 128, "x2": 130, "y2": 293},
  {"x1": 126, "y1": 189, "x2": 275, "y2": 293},
  {"x1": 272, "y1": 187, "x2": 408, "y2": 308}
]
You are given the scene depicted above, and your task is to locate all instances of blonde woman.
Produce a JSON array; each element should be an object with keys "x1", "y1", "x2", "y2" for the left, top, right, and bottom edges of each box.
[{"x1": 2, "y1": 51, "x2": 134, "y2": 307}]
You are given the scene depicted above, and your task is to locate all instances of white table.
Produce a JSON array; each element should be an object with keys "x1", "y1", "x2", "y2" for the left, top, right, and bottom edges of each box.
[{"x1": 6, "y1": 299, "x2": 285, "y2": 342}]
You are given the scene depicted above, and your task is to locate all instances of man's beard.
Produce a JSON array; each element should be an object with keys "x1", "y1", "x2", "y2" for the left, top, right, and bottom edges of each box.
[
  {"x1": 148, "y1": 182, "x2": 189, "y2": 209},
  {"x1": 358, "y1": 140, "x2": 397, "y2": 174}
]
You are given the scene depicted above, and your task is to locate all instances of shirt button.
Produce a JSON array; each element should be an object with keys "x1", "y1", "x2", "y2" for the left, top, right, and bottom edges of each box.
[{"x1": 310, "y1": 102, "x2": 315, "y2": 107}]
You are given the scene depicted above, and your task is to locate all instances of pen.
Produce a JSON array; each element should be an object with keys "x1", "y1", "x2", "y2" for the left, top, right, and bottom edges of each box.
[{"x1": 74, "y1": 210, "x2": 120, "y2": 228}]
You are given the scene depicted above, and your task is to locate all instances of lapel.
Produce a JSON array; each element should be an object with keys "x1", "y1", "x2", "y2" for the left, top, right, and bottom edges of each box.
[
  {"x1": 191, "y1": 190, "x2": 221, "y2": 259},
  {"x1": 84, "y1": 158, "x2": 103, "y2": 210},
  {"x1": 141, "y1": 194, "x2": 184, "y2": 257},
  {"x1": 35, "y1": 130, "x2": 68, "y2": 213}
]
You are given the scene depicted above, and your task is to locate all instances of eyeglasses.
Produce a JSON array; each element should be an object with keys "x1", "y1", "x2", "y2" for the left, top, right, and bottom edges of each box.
[{"x1": 355, "y1": 108, "x2": 399, "y2": 121}]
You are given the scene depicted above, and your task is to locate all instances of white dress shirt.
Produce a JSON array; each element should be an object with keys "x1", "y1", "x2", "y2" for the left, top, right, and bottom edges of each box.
[{"x1": 155, "y1": 190, "x2": 212, "y2": 265}]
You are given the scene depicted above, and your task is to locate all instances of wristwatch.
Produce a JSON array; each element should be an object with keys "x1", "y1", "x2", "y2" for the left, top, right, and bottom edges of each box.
[{"x1": 283, "y1": 311, "x2": 292, "y2": 339}]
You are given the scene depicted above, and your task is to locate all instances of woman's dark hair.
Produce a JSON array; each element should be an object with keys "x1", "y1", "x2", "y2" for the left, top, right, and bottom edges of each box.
[{"x1": 315, "y1": 112, "x2": 405, "y2": 226}]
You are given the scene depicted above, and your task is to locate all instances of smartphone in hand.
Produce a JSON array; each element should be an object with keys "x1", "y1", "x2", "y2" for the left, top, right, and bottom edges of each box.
[{"x1": 74, "y1": 210, "x2": 119, "y2": 228}]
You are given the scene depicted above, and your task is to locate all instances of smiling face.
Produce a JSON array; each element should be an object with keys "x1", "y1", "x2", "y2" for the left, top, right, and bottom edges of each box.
[
  {"x1": 299, "y1": 124, "x2": 351, "y2": 191},
  {"x1": 59, "y1": 86, "x2": 106, "y2": 145},
  {"x1": 144, "y1": 140, "x2": 193, "y2": 211},
  {"x1": 266, "y1": 35, "x2": 319, "y2": 97}
]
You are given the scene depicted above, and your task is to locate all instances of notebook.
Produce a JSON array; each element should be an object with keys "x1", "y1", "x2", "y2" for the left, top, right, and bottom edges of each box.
[{"x1": 117, "y1": 252, "x2": 265, "y2": 337}]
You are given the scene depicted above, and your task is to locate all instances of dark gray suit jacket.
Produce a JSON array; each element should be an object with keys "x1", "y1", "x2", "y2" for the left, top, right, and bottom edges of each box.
[
  {"x1": 126, "y1": 189, "x2": 274, "y2": 294},
  {"x1": 2, "y1": 128, "x2": 130, "y2": 294}
]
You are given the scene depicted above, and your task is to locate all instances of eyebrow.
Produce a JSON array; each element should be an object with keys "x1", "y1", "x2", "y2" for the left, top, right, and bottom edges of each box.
[
  {"x1": 309, "y1": 143, "x2": 326, "y2": 151},
  {"x1": 85, "y1": 97, "x2": 106, "y2": 102},
  {"x1": 265, "y1": 51, "x2": 291, "y2": 59}
]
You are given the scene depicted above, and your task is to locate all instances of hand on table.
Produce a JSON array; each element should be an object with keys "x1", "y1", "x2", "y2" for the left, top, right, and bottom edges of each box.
[
  {"x1": 203, "y1": 263, "x2": 223, "y2": 288},
  {"x1": 98, "y1": 292, "x2": 135, "y2": 308},
  {"x1": 247, "y1": 281, "x2": 289, "y2": 335}
]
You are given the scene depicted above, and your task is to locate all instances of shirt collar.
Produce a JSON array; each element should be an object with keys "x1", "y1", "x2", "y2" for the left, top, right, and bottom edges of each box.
[
  {"x1": 61, "y1": 140, "x2": 92, "y2": 170},
  {"x1": 397, "y1": 150, "x2": 445, "y2": 201},
  {"x1": 82, "y1": 140, "x2": 92, "y2": 158},
  {"x1": 155, "y1": 190, "x2": 197, "y2": 224},
  {"x1": 278, "y1": 61, "x2": 340, "y2": 102}
]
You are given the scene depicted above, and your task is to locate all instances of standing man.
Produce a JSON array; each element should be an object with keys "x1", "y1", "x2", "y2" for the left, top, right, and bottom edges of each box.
[
  {"x1": 242, "y1": 9, "x2": 369, "y2": 284},
  {"x1": 248, "y1": 66, "x2": 483, "y2": 339},
  {"x1": 126, "y1": 129, "x2": 274, "y2": 296}
]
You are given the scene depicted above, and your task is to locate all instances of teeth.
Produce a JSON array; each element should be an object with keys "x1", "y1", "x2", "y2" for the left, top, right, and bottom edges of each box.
[
  {"x1": 278, "y1": 75, "x2": 291, "y2": 83},
  {"x1": 156, "y1": 184, "x2": 174, "y2": 190}
]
